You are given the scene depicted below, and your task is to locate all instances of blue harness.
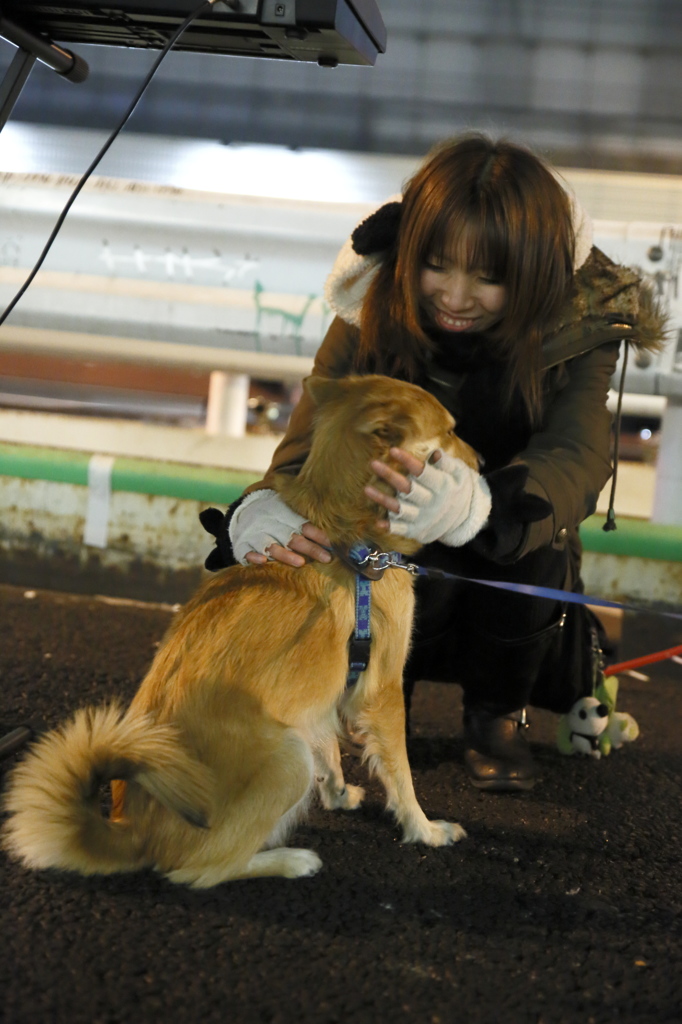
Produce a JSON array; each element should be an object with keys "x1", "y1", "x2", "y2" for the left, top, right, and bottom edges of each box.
[{"x1": 342, "y1": 543, "x2": 418, "y2": 687}]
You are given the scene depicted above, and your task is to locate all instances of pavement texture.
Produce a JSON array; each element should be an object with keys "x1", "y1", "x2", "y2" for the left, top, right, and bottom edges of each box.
[{"x1": 1, "y1": 581, "x2": 681, "y2": 1024}]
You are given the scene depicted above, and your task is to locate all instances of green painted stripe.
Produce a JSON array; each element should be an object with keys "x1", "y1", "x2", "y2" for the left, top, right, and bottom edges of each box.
[
  {"x1": 0, "y1": 442, "x2": 259, "y2": 505},
  {"x1": 581, "y1": 515, "x2": 682, "y2": 562},
  {"x1": 110, "y1": 457, "x2": 259, "y2": 504},
  {"x1": 0, "y1": 442, "x2": 90, "y2": 485}
]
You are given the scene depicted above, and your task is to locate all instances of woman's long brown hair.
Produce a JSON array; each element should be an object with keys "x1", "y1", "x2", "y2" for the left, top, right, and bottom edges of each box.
[{"x1": 356, "y1": 134, "x2": 576, "y2": 425}]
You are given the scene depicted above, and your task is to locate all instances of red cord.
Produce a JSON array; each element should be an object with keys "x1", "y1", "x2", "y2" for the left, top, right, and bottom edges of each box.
[{"x1": 605, "y1": 643, "x2": 682, "y2": 677}]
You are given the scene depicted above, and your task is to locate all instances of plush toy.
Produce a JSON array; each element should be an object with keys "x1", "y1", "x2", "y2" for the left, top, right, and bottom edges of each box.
[
  {"x1": 557, "y1": 695, "x2": 609, "y2": 758},
  {"x1": 557, "y1": 675, "x2": 639, "y2": 758}
]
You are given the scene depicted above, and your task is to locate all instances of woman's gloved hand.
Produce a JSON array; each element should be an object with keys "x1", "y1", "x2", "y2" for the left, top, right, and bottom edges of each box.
[
  {"x1": 229, "y1": 489, "x2": 331, "y2": 567},
  {"x1": 366, "y1": 449, "x2": 492, "y2": 548}
]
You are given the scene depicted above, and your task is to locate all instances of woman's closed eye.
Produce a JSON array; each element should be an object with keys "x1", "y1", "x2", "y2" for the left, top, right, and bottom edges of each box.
[
  {"x1": 423, "y1": 258, "x2": 446, "y2": 272},
  {"x1": 423, "y1": 258, "x2": 501, "y2": 284}
]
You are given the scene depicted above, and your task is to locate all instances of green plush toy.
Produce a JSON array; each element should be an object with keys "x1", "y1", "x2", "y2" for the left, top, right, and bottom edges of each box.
[{"x1": 557, "y1": 674, "x2": 640, "y2": 759}]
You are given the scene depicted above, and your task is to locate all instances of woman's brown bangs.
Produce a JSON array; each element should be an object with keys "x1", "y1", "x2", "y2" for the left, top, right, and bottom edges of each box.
[
  {"x1": 425, "y1": 197, "x2": 511, "y2": 282},
  {"x1": 463, "y1": 209, "x2": 510, "y2": 281}
]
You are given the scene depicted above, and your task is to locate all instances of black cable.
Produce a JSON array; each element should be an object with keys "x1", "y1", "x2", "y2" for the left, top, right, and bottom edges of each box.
[
  {"x1": 602, "y1": 338, "x2": 630, "y2": 533},
  {"x1": 0, "y1": 0, "x2": 215, "y2": 328}
]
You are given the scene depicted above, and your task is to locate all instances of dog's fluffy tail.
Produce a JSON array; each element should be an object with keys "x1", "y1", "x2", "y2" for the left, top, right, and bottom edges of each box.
[{"x1": 1, "y1": 704, "x2": 212, "y2": 876}]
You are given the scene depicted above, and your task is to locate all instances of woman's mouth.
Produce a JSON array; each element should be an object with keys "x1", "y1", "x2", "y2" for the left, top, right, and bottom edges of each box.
[{"x1": 434, "y1": 309, "x2": 479, "y2": 333}]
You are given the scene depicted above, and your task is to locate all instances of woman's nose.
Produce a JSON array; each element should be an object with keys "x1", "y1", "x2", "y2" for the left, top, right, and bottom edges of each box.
[{"x1": 441, "y1": 272, "x2": 474, "y2": 310}]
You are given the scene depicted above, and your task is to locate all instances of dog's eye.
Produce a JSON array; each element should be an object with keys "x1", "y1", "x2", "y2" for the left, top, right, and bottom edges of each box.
[{"x1": 579, "y1": 709, "x2": 587, "y2": 719}]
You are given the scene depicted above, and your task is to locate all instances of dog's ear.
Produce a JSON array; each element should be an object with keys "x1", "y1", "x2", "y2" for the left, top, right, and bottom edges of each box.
[
  {"x1": 303, "y1": 376, "x2": 345, "y2": 407},
  {"x1": 304, "y1": 375, "x2": 409, "y2": 447}
]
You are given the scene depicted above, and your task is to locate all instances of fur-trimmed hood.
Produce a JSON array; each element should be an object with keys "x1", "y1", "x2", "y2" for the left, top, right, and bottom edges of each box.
[
  {"x1": 546, "y1": 246, "x2": 668, "y2": 357},
  {"x1": 323, "y1": 192, "x2": 667, "y2": 354}
]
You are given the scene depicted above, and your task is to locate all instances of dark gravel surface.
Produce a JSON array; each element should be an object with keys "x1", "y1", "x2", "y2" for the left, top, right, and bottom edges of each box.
[{"x1": 1, "y1": 581, "x2": 681, "y2": 1024}]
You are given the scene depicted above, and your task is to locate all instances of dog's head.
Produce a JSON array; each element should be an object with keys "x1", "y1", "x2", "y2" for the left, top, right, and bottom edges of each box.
[
  {"x1": 278, "y1": 374, "x2": 480, "y2": 550},
  {"x1": 305, "y1": 374, "x2": 478, "y2": 468}
]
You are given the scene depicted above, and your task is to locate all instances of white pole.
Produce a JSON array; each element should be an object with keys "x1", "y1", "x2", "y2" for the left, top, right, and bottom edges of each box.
[
  {"x1": 205, "y1": 370, "x2": 249, "y2": 437},
  {"x1": 651, "y1": 395, "x2": 682, "y2": 525}
]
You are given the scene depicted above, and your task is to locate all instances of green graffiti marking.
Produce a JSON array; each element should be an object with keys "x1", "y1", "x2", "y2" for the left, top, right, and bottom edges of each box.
[{"x1": 253, "y1": 281, "x2": 317, "y2": 355}]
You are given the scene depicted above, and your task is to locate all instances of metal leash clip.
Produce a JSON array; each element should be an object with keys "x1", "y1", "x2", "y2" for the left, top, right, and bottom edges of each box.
[
  {"x1": 359, "y1": 548, "x2": 422, "y2": 577},
  {"x1": 351, "y1": 547, "x2": 391, "y2": 578},
  {"x1": 345, "y1": 544, "x2": 423, "y2": 580},
  {"x1": 395, "y1": 560, "x2": 421, "y2": 576}
]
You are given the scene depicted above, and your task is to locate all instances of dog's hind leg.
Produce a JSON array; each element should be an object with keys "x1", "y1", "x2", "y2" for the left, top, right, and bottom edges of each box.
[
  {"x1": 163, "y1": 727, "x2": 318, "y2": 888},
  {"x1": 166, "y1": 846, "x2": 322, "y2": 886},
  {"x1": 233, "y1": 847, "x2": 322, "y2": 880},
  {"x1": 264, "y1": 773, "x2": 314, "y2": 848},
  {"x1": 313, "y1": 736, "x2": 365, "y2": 811}
]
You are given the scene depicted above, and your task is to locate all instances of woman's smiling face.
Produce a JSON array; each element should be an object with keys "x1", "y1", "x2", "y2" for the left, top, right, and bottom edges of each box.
[{"x1": 419, "y1": 238, "x2": 508, "y2": 335}]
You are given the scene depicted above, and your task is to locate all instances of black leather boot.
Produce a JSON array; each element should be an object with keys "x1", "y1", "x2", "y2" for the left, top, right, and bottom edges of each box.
[{"x1": 463, "y1": 706, "x2": 536, "y2": 791}]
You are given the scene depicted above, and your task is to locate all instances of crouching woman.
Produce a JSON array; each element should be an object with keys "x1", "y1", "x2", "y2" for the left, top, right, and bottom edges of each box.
[{"x1": 202, "y1": 134, "x2": 664, "y2": 792}]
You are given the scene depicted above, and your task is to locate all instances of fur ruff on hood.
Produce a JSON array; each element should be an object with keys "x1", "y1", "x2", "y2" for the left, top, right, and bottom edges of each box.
[{"x1": 324, "y1": 190, "x2": 594, "y2": 328}]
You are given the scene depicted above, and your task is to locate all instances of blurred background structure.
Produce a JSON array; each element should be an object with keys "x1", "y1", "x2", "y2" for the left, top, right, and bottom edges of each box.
[
  {"x1": 1, "y1": 0, "x2": 682, "y2": 602},
  {"x1": 2, "y1": 0, "x2": 682, "y2": 172}
]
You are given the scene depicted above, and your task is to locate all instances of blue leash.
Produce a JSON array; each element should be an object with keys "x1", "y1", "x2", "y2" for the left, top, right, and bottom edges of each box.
[
  {"x1": 348, "y1": 544, "x2": 682, "y2": 622},
  {"x1": 344, "y1": 542, "x2": 682, "y2": 687}
]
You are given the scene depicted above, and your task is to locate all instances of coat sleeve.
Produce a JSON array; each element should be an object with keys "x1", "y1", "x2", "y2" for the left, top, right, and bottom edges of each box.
[
  {"x1": 475, "y1": 340, "x2": 620, "y2": 563},
  {"x1": 473, "y1": 248, "x2": 665, "y2": 564}
]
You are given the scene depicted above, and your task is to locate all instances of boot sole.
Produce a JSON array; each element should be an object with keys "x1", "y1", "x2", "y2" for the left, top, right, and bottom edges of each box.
[{"x1": 468, "y1": 776, "x2": 536, "y2": 792}]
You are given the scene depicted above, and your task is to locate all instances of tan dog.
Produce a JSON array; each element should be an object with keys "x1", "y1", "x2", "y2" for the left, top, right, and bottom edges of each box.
[{"x1": 2, "y1": 375, "x2": 478, "y2": 888}]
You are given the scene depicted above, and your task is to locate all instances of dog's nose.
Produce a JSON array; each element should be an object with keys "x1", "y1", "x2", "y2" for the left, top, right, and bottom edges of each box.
[{"x1": 597, "y1": 704, "x2": 609, "y2": 717}]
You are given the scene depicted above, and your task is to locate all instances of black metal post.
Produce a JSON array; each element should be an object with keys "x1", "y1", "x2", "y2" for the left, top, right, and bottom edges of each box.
[
  {"x1": 0, "y1": 45, "x2": 37, "y2": 130},
  {"x1": 0, "y1": 14, "x2": 89, "y2": 132}
]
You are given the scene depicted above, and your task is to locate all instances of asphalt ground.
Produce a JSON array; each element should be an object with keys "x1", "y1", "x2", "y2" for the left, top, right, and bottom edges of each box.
[{"x1": 1, "y1": 581, "x2": 681, "y2": 1024}]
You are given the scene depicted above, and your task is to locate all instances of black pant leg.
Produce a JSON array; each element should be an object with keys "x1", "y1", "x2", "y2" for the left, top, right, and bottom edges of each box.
[{"x1": 404, "y1": 540, "x2": 578, "y2": 714}]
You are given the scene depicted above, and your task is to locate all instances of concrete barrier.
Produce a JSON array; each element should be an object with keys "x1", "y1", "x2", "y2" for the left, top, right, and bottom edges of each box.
[
  {"x1": 0, "y1": 441, "x2": 258, "y2": 601},
  {"x1": 2, "y1": 440, "x2": 681, "y2": 607}
]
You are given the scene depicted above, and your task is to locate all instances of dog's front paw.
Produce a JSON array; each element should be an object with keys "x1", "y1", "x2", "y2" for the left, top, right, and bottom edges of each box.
[
  {"x1": 321, "y1": 783, "x2": 365, "y2": 811},
  {"x1": 340, "y1": 784, "x2": 366, "y2": 810},
  {"x1": 402, "y1": 820, "x2": 467, "y2": 847},
  {"x1": 281, "y1": 848, "x2": 324, "y2": 878}
]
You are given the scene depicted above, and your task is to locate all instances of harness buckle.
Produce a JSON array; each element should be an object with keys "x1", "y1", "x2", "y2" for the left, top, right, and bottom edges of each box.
[
  {"x1": 353, "y1": 547, "x2": 389, "y2": 576},
  {"x1": 352, "y1": 547, "x2": 421, "y2": 578},
  {"x1": 347, "y1": 636, "x2": 371, "y2": 674}
]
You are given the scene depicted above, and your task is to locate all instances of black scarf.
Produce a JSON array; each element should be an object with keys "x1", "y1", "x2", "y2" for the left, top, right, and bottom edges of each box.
[{"x1": 420, "y1": 328, "x2": 533, "y2": 471}]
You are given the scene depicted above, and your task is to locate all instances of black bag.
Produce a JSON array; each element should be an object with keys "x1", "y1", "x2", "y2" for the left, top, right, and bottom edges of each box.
[{"x1": 529, "y1": 601, "x2": 608, "y2": 714}]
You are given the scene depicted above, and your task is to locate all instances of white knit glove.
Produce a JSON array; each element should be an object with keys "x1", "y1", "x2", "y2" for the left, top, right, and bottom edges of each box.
[
  {"x1": 388, "y1": 452, "x2": 492, "y2": 547},
  {"x1": 229, "y1": 489, "x2": 307, "y2": 565}
]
